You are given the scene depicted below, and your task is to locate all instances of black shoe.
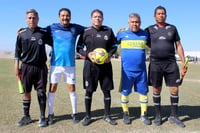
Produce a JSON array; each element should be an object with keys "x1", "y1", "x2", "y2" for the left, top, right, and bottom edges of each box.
[
  {"x1": 82, "y1": 116, "x2": 91, "y2": 126},
  {"x1": 38, "y1": 118, "x2": 47, "y2": 127},
  {"x1": 71, "y1": 114, "x2": 79, "y2": 124},
  {"x1": 140, "y1": 115, "x2": 151, "y2": 125},
  {"x1": 16, "y1": 116, "x2": 32, "y2": 127},
  {"x1": 48, "y1": 114, "x2": 54, "y2": 125},
  {"x1": 154, "y1": 115, "x2": 162, "y2": 126},
  {"x1": 168, "y1": 116, "x2": 185, "y2": 128},
  {"x1": 103, "y1": 115, "x2": 117, "y2": 125},
  {"x1": 123, "y1": 112, "x2": 131, "y2": 125}
]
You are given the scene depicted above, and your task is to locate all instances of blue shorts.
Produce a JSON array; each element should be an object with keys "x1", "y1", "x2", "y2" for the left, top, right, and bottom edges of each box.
[{"x1": 120, "y1": 68, "x2": 148, "y2": 96}]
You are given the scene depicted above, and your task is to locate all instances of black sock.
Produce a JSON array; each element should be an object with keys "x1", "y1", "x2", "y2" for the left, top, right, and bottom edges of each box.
[
  {"x1": 104, "y1": 97, "x2": 111, "y2": 116},
  {"x1": 23, "y1": 100, "x2": 31, "y2": 117},
  {"x1": 170, "y1": 94, "x2": 179, "y2": 116},
  {"x1": 153, "y1": 93, "x2": 161, "y2": 116},
  {"x1": 37, "y1": 90, "x2": 47, "y2": 119},
  {"x1": 103, "y1": 90, "x2": 111, "y2": 116},
  {"x1": 85, "y1": 91, "x2": 93, "y2": 117}
]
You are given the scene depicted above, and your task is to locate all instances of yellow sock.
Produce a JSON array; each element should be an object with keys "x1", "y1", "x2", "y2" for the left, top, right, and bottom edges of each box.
[
  {"x1": 121, "y1": 95, "x2": 129, "y2": 113},
  {"x1": 139, "y1": 94, "x2": 148, "y2": 116}
]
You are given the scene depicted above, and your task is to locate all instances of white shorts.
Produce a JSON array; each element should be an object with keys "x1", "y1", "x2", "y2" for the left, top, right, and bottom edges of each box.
[{"x1": 49, "y1": 66, "x2": 76, "y2": 84}]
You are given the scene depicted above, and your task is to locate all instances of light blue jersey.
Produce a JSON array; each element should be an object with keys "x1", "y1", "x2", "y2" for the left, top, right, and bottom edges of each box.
[{"x1": 48, "y1": 23, "x2": 84, "y2": 66}]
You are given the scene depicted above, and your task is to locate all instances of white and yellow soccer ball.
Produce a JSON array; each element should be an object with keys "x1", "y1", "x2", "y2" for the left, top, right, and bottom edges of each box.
[{"x1": 91, "y1": 48, "x2": 108, "y2": 65}]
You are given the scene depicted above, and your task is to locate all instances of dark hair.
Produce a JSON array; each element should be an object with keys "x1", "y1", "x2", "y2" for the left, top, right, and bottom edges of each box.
[
  {"x1": 59, "y1": 8, "x2": 71, "y2": 17},
  {"x1": 154, "y1": 6, "x2": 167, "y2": 16},
  {"x1": 91, "y1": 9, "x2": 103, "y2": 18}
]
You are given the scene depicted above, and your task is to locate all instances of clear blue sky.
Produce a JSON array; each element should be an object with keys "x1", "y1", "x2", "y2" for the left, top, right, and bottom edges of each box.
[{"x1": 1, "y1": 0, "x2": 199, "y2": 51}]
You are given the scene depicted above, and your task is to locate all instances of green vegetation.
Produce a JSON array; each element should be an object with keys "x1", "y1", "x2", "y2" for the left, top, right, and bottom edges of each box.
[{"x1": 0, "y1": 58, "x2": 200, "y2": 133}]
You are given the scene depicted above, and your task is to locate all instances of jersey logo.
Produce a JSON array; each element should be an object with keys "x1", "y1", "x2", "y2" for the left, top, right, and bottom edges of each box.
[
  {"x1": 159, "y1": 36, "x2": 166, "y2": 40},
  {"x1": 125, "y1": 35, "x2": 129, "y2": 38},
  {"x1": 96, "y1": 34, "x2": 101, "y2": 38},
  {"x1": 121, "y1": 40, "x2": 146, "y2": 49},
  {"x1": 38, "y1": 39, "x2": 43, "y2": 45},
  {"x1": 70, "y1": 27, "x2": 76, "y2": 35},
  {"x1": 168, "y1": 32, "x2": 172, "y2": 36},
  {"x1": 104, "y1": 35, "x2": 108, "y2": 40},
  {"x1": 40, "y1": 28, "x2": 47, "y2": 32},
  {"x1": 31, "y1": 37, "x2": 36, "y2": 41}
]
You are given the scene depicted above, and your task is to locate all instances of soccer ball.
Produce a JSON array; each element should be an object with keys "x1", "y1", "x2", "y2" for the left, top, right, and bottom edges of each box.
[{"x1": 91, "y1": 48, "x2": 108, "y2": 64}]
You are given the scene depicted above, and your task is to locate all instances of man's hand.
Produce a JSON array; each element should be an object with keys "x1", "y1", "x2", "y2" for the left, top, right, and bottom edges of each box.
[
  {"x1": 181, "y1": 66, "x2": 188, "y2": 78},
  {"x1": 104, "y1": 57, "x2": 111, "y2": 63},
  {"x1": 117, "y1": 28, "x2": 126, "y2": 33},
  {"x1": 88, "y1": 52, "x2": 95, "y2": 62},
  {"x1": 181, "y1": 55, "x2": 189, "y2": 78}
]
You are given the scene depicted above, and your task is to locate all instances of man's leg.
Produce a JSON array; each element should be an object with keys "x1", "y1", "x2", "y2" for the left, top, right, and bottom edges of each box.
[
  {"x1": 68, "y1": 84, "x2": 79, "y2": 123},
  {"x1": 121, "y1": 94, "x2": 130, "y2": 124},
  {"x1": 17, "y1": 93, "x2": 32, "y2": 127},
  {"x1": 37, "y1": 89, "x2": 47, "y2": 127},
  {"x1": 82, "y1": 91, "x2": 93, "y2": 126},
  {"x1": 102, "y1": 90, "x2": 117, "y2": 125},
  {"x1": 139, "y1": 94, "x2": 151, "y2": 125},
  {"x1": 153, "y1": 87, "x2": 162, "y2": 126},
  {"x1": 47, "y1": 83, "x2": 57, "y2": 125},
  {"x1": 168, "y1": 87, "x2": 185, "y2": 128}
]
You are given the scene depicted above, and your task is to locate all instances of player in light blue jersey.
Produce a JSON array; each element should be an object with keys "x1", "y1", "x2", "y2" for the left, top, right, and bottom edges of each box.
[
  {"x1": 46, "y1": 8, "x2": 85, "y2": 125},
  {"x1": 116, "y1": 13, "x2": 151, "y2": 125}
]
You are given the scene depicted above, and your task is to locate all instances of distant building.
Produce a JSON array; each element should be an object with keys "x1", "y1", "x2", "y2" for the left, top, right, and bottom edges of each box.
[{"x1": 175, "y1": 51, "x2": 200, "y2": 62}]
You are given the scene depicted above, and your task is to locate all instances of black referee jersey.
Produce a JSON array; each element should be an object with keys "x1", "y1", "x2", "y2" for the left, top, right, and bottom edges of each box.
[
  {"x1": 77, "y1": 26, "x2": 117, "y2": 58},
  {"x1": 15, "y1": 27, "x2": 52, "y2": 66},
  {"x1": 146, "y1": 24, "x2": 180, "y2": 61}
]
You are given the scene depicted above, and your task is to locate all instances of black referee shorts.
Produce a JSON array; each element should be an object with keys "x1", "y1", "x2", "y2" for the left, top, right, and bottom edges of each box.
[
  {"x1": 83, "y1": 60, "x2": 114, "y2": 92},
  {"x1": 20, "y1": 63, "x2": 48, "y2": 93},
  {"x1": 148, "y1": 61, "x2": 180, "y2": 87}
]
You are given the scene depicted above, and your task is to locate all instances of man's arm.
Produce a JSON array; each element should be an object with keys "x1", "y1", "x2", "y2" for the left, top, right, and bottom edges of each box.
[
  {"x1": 176, "y1": 40, "x2": 188, "y2": 78},
  {"x1": 176, "y1": 40, "x2": 185, "y2": 64}
]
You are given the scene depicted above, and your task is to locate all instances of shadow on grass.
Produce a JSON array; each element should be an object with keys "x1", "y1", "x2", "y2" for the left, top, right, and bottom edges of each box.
[{"x1": 52, "y1": 105, "x2": 200, "y2": 125}]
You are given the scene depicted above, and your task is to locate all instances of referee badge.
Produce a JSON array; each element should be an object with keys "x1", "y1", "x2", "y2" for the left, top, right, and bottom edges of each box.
[
  {"x1": 38, "y1": 39, "x2": 43, "y2": 45},
  {"x1": 104, "y1": 35, "x2": 108, "y2": 40}
]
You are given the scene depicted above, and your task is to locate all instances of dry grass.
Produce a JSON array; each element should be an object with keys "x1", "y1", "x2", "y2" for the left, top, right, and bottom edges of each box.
[{"x1": 0, "y1": 58, "x2": 200, "y2": 133}]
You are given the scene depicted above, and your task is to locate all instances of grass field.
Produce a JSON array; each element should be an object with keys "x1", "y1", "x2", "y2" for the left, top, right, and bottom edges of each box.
[{"x1": 0, "y1": 58, "x2": 200, "y2": 133}]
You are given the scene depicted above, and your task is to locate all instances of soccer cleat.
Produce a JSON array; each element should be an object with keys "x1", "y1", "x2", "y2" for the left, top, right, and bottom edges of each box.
[
  {"x1": 123, "y1": 112, "x2": 131, "y2": 124},
  {"x1": 38, "y1": 118, "x2": 47, "y2": 127},
  {"x1": 82, "y1": 116, "x2": 91, "y2": 126},
  {"x1": 71, "y1": 114, "x2": 79, "y2": 124},
  {"x1": 103, "y1": 115, "x2": 117, "y2": 125},
  {"x1": 154, "y1": 115, "x2": 162, "y2": 126},
  {"x1": 16, "y1": 116, "x2": 32, "y2": 127},
  {"x1": 48, "y1": 114, "x2": 54, "y2": 125},
  {"x1": 140, "y1": 115, "x2": 151, "y2": 125},
  {"x1": 168, "y1": 116, "x2": 185, "y2": 128}
]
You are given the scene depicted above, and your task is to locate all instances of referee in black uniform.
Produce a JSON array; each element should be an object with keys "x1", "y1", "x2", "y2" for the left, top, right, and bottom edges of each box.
[
  {"x1": 14, "y1": 9, "x2": 52, "y2": 127},
  {"x1": 77, "y1": 9, "x2": 118, "y2": 126},
  {"x1": 145, "y1": 6, "x2": 186, "y2": 127}
]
